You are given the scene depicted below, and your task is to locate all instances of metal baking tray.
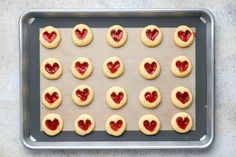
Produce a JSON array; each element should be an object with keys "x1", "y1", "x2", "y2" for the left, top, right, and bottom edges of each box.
[{"x1": 19, "y1": 9, "x2": 215, "y2": 149}]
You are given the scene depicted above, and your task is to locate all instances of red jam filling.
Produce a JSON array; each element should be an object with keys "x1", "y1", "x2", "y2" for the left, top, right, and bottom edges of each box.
[
  {"x1": 45, "y1": 92, "x2": 59, "y2": 104},
  {"x1": 178, "y1": 30, "x2": 192, "y2": 42},
  {"x1": 146, "y1": 29, "x2": 159, "y2": 41},
  {"x1": 176, "y1": 91, "x2": 189, "y2": 104},
  {"x1": 110, "y1": 29, "x2": 123, "y2": 42},
  {"x1": 143, "y1": 120, "x2": 157, "y2": 132},
  {"x1": 176, "y1": 116, "x2": 190, "y2": 130},
  {"x1": 78, "y1": 119, "x2": 91, "y2": 131},
  {"x1": 111, "y1": 92, "x2": 124, "y2": 104},
  {"x1": 110, "y1": 120, "x2": 123, "y2": 131},
  {"x1": 45, "y1": 63, "x2": 59, "y2": 74},
  {"x1": 75, "y1": 29, "x2": 88, "y2": 40},
  {"x1": 75, "y1": 61, "x2": 89, "y2": 75},
  {"x1": 45, "y1": 118, "x2": 59, "y2": 131},
  {"x1": 107, "y1": 61, "x2": 120, "y2": 73},
  {"x1": 145, "y1": 91, "x2": 158, "y2": 103},
  {"x1": 43, "y1": 31, "x2": 57, "y2": 43},
  {"x1": 76, "y1": 88, "x2": 89, "y2": 101},
  {"x1": 176, "y1": 60, "x2": 189, "y2": 72},
  {"x1": 144, "y1": 62, "x2": 157, "y2": 75}
]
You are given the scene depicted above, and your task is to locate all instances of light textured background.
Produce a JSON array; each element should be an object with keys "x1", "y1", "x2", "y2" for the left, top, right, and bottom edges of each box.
[{"x1": 0, "y1": 0, "x2": 235, "y2": 156}]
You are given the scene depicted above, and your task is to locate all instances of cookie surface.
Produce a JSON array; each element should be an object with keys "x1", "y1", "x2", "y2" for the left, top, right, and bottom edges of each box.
[
  {"x1": 105, "y1": 115, "x2": 126, "y2": 136},
  {"x1": 42, "y1": 113, "x2": 63, "y2": 136},
  {"x1": 171, "y1": 112, "x2": 193, "y2": 133},
  {"x1": 140, "y1": 57, "x2": 161, "y2": 80},
  {"x1": 72, "y1": 24, "x2": 93, "y2": 47},
  {"x1": 39, "y1": 26, "x2": 61, "y2": 49},
  {"x1": 103, "y1": 56, "x2": 124, "y2": 78},
  {"x1": 106, "y1": 25, "x2": 127, "y2": 48},
  {"x1": 106, "y1": 86, "x2": 128, "y2": 109},
  {"x1": 71, "y1": 57, "x2": 93, "y2": 79},
  {"x1": 138, "y1": 114, "x2": 161, "y2": 135},
  {"x1": 171, "y1": 86, "x2": 193, "y2": 109},
  {"x1": 141, "y1": 25, "x2": 163, "y2": 47},
  {"x1": 139, "y1": 86, "x2": 161, "y2": 109},
  {"x1": 174, "y1": 25, "x2": 195, "y2": 48},
  {"x1": 72, "y1": 84, "x2": 94, "y2": 106},
  {"x1": 42, "y1": 86, "x2": 62, "y2": 109},
  {"x1": 40, "y1": 57, "x2": 63, "y2": 80},
  {"x1": 171, "y1": 56, "x2": 192, "y2": 77},
  {"x1": 74, "y1": 114, "x2": 95, "y2": 136}
]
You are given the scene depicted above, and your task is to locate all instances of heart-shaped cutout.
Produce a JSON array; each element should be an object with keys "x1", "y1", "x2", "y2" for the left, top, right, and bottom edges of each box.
[
  {"x1": 75, "y1": 29, "x2": 88, "y2": 40},
  {"x1": 76, "y1": 88, "x2": 89, "y2": 101},
  {"x1": 45, "y1": 118, "x2": 59, "y2": 131},
  {"x1": 176, "y1": 116, "x2": 190, "y2": 130},
  {"x1": 45, "y1": 92, "x2": 59, "y2": 104},
  {"x1": 176, "y1": 60, "x2": 189, "y2": 72},
  {"x1": 45, "y1": 63, "x2": 59, "y2": 74},
  {"x1": 75, "y1": 61, "x2": 89, "y2": 75},
  {"x1": 110, "y1": 120, "x2": 123, "y2": 131},
  {"x1": 145, "y1": 91, "x2": 158, "y2": 103},
  {"x1": 176, "y1": 91, "x2": 189, "y2": 104},
  {"x1": 111, "y1": 92, "x2": 124, "y2": 104},
  {"x1": 146, "y1": 29, "x2": 159, "y2": 41},
  {"x1": 144, "y1": 62, "x2": 157, "y2": 75},
  {"x1": 143, "y1": 120, "x2": 157, "y2": 132},
  {"x1": 43, "y1": 31, "x2": 57, "y2": 43},
  {"x1": 107, "y1": 61, "x2": 120, "y2": 73},
  {"x1": 178, "y1": 30, "x2": 192, "y2": 42},
  {"x1": 78, "y1": 119, "x2": 91, "y2": 131},
  {"x1": 110, "y1": 29, "x2": 123, "y2": 42}
]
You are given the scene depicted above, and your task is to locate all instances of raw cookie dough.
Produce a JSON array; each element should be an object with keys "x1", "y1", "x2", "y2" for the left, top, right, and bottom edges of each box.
[
  {"x1": 106, "y1": 25, "x2": 127, "y2": 48},
  {"x1": 171, "y1": 112, "x2": 193, "y2": 133},
  {"x1": 74, "y1": 114, "x2": 95, "y2": 136},
  {"x1": 71, "y1": 57, "x2": 93, "y2": 79},
  {"x1": 138, "y1": 114, "x2": 161, "y2": 135},
  {"x1": 42, "y1": 113, "x2": 63, "y2": 136},
  {"x1": 140, "y1": 57, "x2": 161, "y2": 80},
  {"x1": 72, "y1": 24, "x2": 93, "y2": 47},
  {"x1": 171, "y1": 86, "x2": 192, "y2": 109},
  {"x1": 39, "y1": 26, "x2": 61, "y2": 49},
  {"x1": 103, "y1": 56, "x2": 124, "y2": 78},
  {"x1": 106, "y1": 86, "x2": 128, "y2": 109},
  {"x1": 174, "y1": 25, "x2": 195, "y2": 48},
  {"x1": 40, "y1": 57, "x2": 63, "y2": 80},
  {"x1": 171, "y1": 56, "x2": 192, "y2": 77},
  {"x1": 141, "y1": 25, "x2": 163, "y2": 47},
  {"x1": 72, "y1": 84, "x2": 94, "y2": 106},
  {"x1": 139, "y1": 86, "x2": 161, "y2": 109},
  {"x1": 105, "y1": 115, "x2": 126, "y2": 136},
  {"x1": 42, "y1": 86, "x2": 62, "y2": 109}
]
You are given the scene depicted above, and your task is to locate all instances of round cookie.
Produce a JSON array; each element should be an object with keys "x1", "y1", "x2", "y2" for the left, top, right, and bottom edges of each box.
[
  {"x1": 72, "y1": 84, "x2": 94, "y2": 106},
  {"x1": 171, "y1": 86, "x2": 192, "y2": 109},
  {"x1": 42, "y1": 86, "x2": 62, "y2": 109},
  {"x1": 141, "y1": 25, "x2": 163, "y2": 47},
  {"x1": 140, "y1": 57, "x2": 161, "y2": 80},
  {"x1": 171, "y1": 112, "x2": 193, "y2": 133},
  {"x1": 105, "y1": 115, "x2": 126, "y2": 136},
  {"x1": 103, "y1": 56, "x2": 124, "y2": 78},
  {"x1": 171, "y1": 56, "x2": 192, "y2": 77},
  {"x1": 174, "y1": 25, "x2": 195, "y2": 48},
  {"x1": 42, "y1": 113, "x2": 63, "y2": 136},
  {"x1": 139, "y1": 86, "x2": 161, "y2": 109},
  {"x1": 106, "y1": 25, "x2": 127, "y2": 48},
  {"x1": 72, "y1": 24, "x2": 93, "y2": 47},
  {"x1": 106, "y1": 86, "x2": 128, "y2": 109},
  {"x1": 71, "y1": 57, "x2": 93, "y2": 79},
  {"x1": 39, "y1": 26, "x2": 61, "y2": 49},
  {"x1": 40, "y1": 57, "x2": 63, "y2": 80},
  {"x1": 138, "y1": 114, "x2": 161, "y2": 135},
  {"x1": 74, "y1": 114, "x2": 95, "y2": 136}
]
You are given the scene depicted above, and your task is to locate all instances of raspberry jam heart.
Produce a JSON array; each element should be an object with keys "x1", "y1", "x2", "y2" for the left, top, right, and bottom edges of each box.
[
  {"x1": 43, "y1": 31, "x2": 57, "y2": 43},
  {"x1": 45, "y1": 118, "x2": 59, "y2": 131},
  {"x1": 75, "y1": 61, "x2": 89, "y2": 75},
  {"x1": 145, "y1": 91, "x2": 158, "y2": 103},
  {"x1": 78, "y1": 119, "x2": 91, "y2": 131},
  {"x1": 178, "y1": 30, "x2": 192, "y2": 42},
  {"x1": 146, "y1": 29, "x2": 159, "y2": 41},
  {"x1": 45, "y1": 63, "x2": 59, "y2": 74},
  {"x1": 76, "y1": 88, "x2": 89, "y2": 101},
  {"x1": 144, "y1": 62, "x2": 157, "y2": 75},
  {"x1": 45, "y1": 92, "x2": 59, "y2": 104},
  {"x1": 176, "y1": 91, "x2": 189, "y2": 104},
  {"x1": 110, "y1": 29, "x2": 123, "y2": 42},
  {"x1": 111, "y1": 92, "x2": 124, "y2": 104},
  {"x1": 107, "y1": 61, "x2": 120, "y2": 73},
  {"x1": 75, "y1": 29, "x2": 88, "y2": 40},
  {"x1": 176, "y1": 116, "x2": 190, "y2": 130},
  {"x1": 143, "y1": 120, "x2": 157, "y2": 132},
  {"x1": 176, "y1": 60, "x2": 189, "y2": 72},
  {"x1": 110, "y1": 120, "x2": 123, "y2": 131}
]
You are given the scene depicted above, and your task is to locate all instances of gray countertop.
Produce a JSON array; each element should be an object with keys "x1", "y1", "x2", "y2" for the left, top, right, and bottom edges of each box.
[{"x1": 0, "y1": 0, "x2": 235, "y2": 156}]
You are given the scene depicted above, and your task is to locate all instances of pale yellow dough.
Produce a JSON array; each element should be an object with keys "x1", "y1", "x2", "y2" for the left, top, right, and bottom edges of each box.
[
  {"x1": 171, "y1": 56, "x2": 192, "y2": 77},
  {"x1": 106, "y1": 25, "x2": 127, "y2": 48},
  {"x1": 106, "y1": 86, "x2": 128, "y2": 109},
  {"x1": 72, "y1": 84, "x2": 94, "y2": 106},
  {"x1": 71, "y1": 57, "x2": 93, "y2": 79},
  {"x1": 72, "y1": 24, "x2": 93, "y2": 47},
  {"x1": 139, "y1": 86, "x2": 161, "y2": 109},
  {"x1": 103, "y1": 56, "x2": 125, "y2": 79},
  {"x1": 171, "y1": 86, "x2": 193, "y2": 109},
  {"x1": 174, "y1": 25, "x2": 195, "y2": 48},
  {"x1": 74, "y1": 114, "x2": 95, "y2": 136},
  {"x1": 42, "y1": 113, "x2": 63, "y2": 136},
  {"x1": 138, "y1": 114, "x2": 161, "y2": 135},
  {"x1": 171, "y1": 112, "x2": 193, "y2": 133},
  {"x1": 139, "y1": 57, "x2": 161, "y2": 80},
  {"x1": 42, "y1": 86, "x2": 62, "y2": 109},
  {"x1": 141, "y1": 25, "x2": 163, "y2": 47},
  {"x1": 39, "y1": 26, "x2": 61, "y2": 49},
  {"x1": 105, "y1": 115, "x2": 126, "y2": 136}
]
